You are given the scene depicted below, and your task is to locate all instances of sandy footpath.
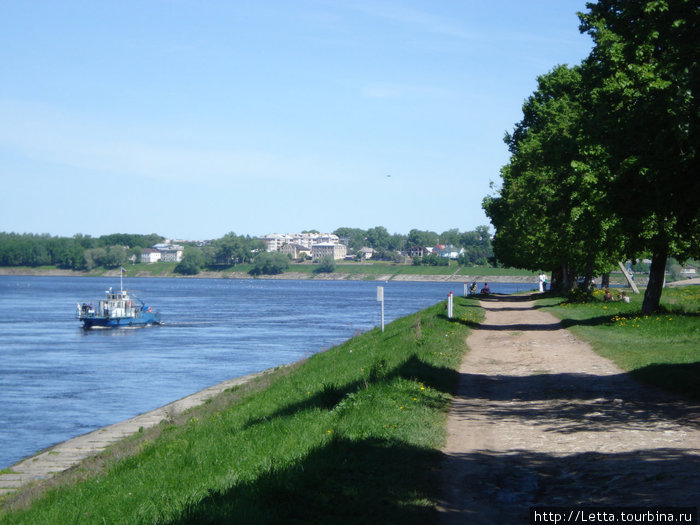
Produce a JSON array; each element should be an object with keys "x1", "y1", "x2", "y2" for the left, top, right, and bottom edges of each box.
[{"x1": 438, "y1": 294, "x2": 700, "y2": 523}]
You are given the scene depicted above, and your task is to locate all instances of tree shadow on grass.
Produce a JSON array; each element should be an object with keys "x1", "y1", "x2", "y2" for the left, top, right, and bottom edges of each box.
[
  {"x1": 163, "y1": 438, "x2": 700, "y2": 524},
  {"x1": 168, "y1": 437, "x2": 444, "y2": 525},
  {"x1": 243, "y1": 355, "x2": 459, "y2": 431},
  {"x1": 629, "y1": 362, "x2": 700, "y2": 401}
]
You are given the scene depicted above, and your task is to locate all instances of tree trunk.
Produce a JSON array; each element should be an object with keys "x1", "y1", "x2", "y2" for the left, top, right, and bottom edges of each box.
[
  {"x1": 551, "y1": 267, "x2": 562, "y2": 293},
  {"x1": 642, "y1": 248, "x2": 667, "y2": 314},
  {"x1": 579, "y1": 257, "x2": 595, "y2": 290},
  {"x1": 601, "y1": 273, "x2": 610, "y2": 289},
  {"x1": 559, "y1": 262, "x2": 576, "y2": 292}
]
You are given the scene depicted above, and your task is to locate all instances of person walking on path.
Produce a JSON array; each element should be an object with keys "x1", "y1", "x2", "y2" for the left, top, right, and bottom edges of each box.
[{"x1": 438, "y1": 293, "x2": 700, "y2": 523}]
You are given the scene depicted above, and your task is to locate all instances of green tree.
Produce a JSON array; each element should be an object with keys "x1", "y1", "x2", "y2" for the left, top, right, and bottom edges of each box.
[
  {"x1": 439, "y1": 228, "x2": 461, "y2": 246},
  {"x1": 175, "y1": 247, "x2": 205, "y2": 275},
  {"x1": 249, "y1": 252, "x2": 290, "y2": 276},
  {"x1": 334, "y1": 227, "x2": 367, "y2": 253},
  {"x1": 365, "y1": 226, "x2": 391, "y2": 250},
  {"x1": 406, "y1": 229, "x2": 438, "y2": 249},
  {"x1": 84, "y1": 248, "x2": 107, "y2": 270},
  {"x1": 484, "y1": 64, "x2": 622, "y2": 290},
  {"x1": 102, "y1": 246, "x2": 128, "y2": 268},
  {"x1": 211, "y1": 232, "x2": 263, "y2": 265},
  {"x1": 387, "y1": 233, "x2": 407, "y2": 252},
  {"x1": 579, "y1": 0, "x2": 699, "y2": 313},
  {"x1": 315, "y1": 255, "x2": 336, "y2": 274}
]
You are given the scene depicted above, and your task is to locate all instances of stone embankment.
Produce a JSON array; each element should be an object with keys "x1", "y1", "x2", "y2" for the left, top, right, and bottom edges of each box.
[
  {"x1": 0, "y1": 267, "x2": 540, "y2": 283},
  {"x1": 0, "y1": 370, "x2": 275, "y2": 496}
]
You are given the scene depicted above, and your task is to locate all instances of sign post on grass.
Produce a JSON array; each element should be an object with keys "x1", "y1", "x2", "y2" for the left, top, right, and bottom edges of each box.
[{"x1": 377, "y1": 286, "x2": 384, "y2": 332}]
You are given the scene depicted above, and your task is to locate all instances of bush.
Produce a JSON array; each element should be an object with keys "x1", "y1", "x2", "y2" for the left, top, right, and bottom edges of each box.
[
  {"x1": 174, "y1": 247, "x2": 205, "y2": 275},
  {"x1": 249, "y1": 252, "x2": 290, "y2": 275},
  {"x1": 314, "y1": 255, "x2": 336, "y2": 274}
]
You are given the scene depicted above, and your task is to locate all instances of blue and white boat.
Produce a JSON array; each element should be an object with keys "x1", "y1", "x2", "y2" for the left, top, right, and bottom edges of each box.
[{"x1": 77, "y1": 279, "x2": 161, "y2": 329}]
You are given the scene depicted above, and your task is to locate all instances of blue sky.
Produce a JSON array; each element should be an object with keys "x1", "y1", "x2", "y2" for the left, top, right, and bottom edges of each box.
[{"x1": 0, "y1": 1, "x2": 593, "y2": 240}]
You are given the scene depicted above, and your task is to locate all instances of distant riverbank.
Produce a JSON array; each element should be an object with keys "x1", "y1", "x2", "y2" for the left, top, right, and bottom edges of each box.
[
  {"x1": 0, "y1": 265, "x2": 543, "y2": 283},
  {"x1": 0, "y1": 265, "x2": 644, "y2": 285}
]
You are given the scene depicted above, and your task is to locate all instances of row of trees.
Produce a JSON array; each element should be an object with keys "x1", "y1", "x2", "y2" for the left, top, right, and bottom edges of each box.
[
  {"x1": 334, "y1": 225, "x2": 493, "y2": 265},
  {"x1": 0, "y1": 226, "x2": 494, "y2": 273},
  {"x1": 174, "y1": 233, "x2": 264, "y2": 275},
  {"x1": 483, "y1": 0, "x2": 698, "y2": 313},
  {"x1": 0, "y1": 233, "x2": 164, "y2": 270}
]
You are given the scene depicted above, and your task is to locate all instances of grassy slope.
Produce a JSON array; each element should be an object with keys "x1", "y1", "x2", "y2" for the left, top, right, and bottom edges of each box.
[
  {"x1": 537, "y1": 286, "x2": 700, "y2": 399},
  {"x1": 1, "y1": 297, "x2": 484, "y2": 524},
  {"x1": 2, "y1": 262, "x2": 537, "y2": 280}
]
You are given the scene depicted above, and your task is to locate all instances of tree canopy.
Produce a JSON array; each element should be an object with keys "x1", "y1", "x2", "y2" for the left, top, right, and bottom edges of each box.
[{"x1": 484, "y1": 0, "x2": 698, "y2": 312}]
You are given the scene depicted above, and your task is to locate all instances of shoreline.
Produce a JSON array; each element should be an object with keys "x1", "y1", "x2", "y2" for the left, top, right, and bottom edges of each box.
[
  {"x1": 0, "y1": 367, "x2": 281, "y2": 496},
  {"x1": 0, "y1": 267, "x2": 541, "y2": 284},
  {"x1": 0, "y1": 267, "x2": 661, "y2": 286}
]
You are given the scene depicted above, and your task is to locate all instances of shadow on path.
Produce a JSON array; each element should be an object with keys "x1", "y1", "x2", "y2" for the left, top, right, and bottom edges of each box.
[
  {"x1": 439, "y1": 448, "x2": 699, "y2": 524},
  {"x1": 439, "y1": 293, "x2": 700, "y2": 524}
]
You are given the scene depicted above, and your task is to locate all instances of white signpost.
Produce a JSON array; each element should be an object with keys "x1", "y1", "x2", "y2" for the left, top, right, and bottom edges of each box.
[
  {"x1": 377, "y1": 286, "x2": 384, "y2": 332},
  {"x1": 447, "y1": 291, "x2": 454, "y2": 319}
]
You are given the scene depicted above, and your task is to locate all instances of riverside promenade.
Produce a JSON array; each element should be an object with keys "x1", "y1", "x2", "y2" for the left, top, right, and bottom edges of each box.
[
  {"x1": 438, "y1": 294, "x2": 700, "y2": 523},
  {"x1": 0, "y1": 370, "x2": 272, "y2": 496}
]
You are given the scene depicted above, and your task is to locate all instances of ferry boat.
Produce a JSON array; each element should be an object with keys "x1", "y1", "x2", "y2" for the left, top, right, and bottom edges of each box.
[{"x1": 77, "y1": 286, "x2": 161, "y2": 329}]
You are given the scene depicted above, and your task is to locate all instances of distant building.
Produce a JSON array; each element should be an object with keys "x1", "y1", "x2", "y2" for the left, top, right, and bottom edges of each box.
[
  {"x1": 280, "y1": 243, "x2": 311, "y2": 260},
  {"x1": 153, "y1": 243, "x2": 184, "y2": 263},
  {"x1": 311, "y1": 243, "x2": 347, "y2": 261},
  {"x1": 261, "y1": 234, "x2": 294, "y2": 252},
  {"x1": 261, "y1": 233, "x2": 340, "y2": 252},
  {"x1": 359, "y1": 247, "x2": 375, "y2": 260},
  {"x1": 140, "y1": 248, "x2": 162, "y2": 264},
  {"x1": 437, "y1": 245, "x2": 461, "y2": 259},
  {"x1": 407, "y1": 246, "x2": 424, "y2": 258}
]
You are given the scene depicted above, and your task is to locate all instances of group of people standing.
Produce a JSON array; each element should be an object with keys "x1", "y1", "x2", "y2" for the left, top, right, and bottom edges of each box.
[{"x1": 538, "y1": 273, "x2": 549, "y2": 293}]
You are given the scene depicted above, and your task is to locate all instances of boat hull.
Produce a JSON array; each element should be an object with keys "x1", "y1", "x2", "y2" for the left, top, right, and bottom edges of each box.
[{"x1": 81, "y1": 312, "x2": 161, "y2": 329}]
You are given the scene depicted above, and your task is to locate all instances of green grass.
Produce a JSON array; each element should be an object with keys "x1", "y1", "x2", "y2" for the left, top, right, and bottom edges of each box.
[
  {"x1": 456, "y1": 267, "x2": 538, "y2": 276},
  {"x1": 124, "y1": 262, "x2": 178, "y2": 276},
  {"x1": 0, "y1": 297, "x2": 484, "y2": 524},
  {"x1": 2, "y1": 262, "x2": 537, "y2": 281},
  {"x1": 537, "y1": 286, "x2": 700, "y2": 399}
]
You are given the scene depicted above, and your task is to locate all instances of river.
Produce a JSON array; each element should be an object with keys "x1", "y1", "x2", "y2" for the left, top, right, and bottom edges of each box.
[{"x1": 0, "y1": 275, "x2": 534, "y2": 469}]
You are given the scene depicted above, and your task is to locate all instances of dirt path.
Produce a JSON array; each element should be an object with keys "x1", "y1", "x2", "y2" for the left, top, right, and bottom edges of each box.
[{"x1": 438, "y1": 294, "x2": 700, "y2": 523}]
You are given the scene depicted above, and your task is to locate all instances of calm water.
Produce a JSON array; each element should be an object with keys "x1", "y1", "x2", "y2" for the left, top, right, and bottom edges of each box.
[{"x1": 0, "y1": 276, "x2": 534, "y2": 468}]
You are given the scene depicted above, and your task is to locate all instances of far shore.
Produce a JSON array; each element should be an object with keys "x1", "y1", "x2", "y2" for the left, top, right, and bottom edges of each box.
[
  {"x1": 0, "y1": 266, "x2": 541, "y2": 284},
  {"x1": 1, "y1": 266, "x2": 660, "y2": 286}
]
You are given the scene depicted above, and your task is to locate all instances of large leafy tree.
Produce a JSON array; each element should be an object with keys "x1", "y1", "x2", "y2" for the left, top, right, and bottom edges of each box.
[
  {"x1": 212, "y1": 232, "x2": 262, "y2": 265},
  {"x1": 406, "y1": 229, "x2": 439, "y2": 249},
  {"x1": 579, "y1": 0, "x2": 699, "y2": 313},
  {"x1": 175, "y1": 246, "x2": 206, "y2": 275},
  {"x1": 333, "y1": 227, "x2": 367, "y2": 252},
  {"x1": 365, "y1": 226, "x2": 391, "y2": 250},
  {"x1": 484, "y1": 64, "x2": 622, "y2": 290},
  {"x1": 249, "y1": 252, "x2": 290, "y2": 276}
]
